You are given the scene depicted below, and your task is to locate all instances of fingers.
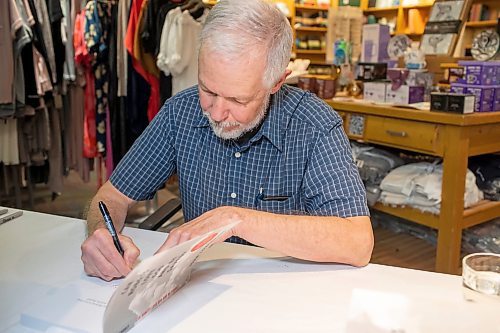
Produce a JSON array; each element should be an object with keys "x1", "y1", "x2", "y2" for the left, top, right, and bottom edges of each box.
[{"x1": 81, "y1": 228, "x2": 139, "y2": 280}]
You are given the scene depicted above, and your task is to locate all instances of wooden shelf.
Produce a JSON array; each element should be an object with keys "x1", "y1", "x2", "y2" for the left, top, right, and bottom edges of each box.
[
  {"x1": 295, "y1": 4, "x2": 329, "y2": 11},
  {"x1": 364, "y1": 6, "x2": 399, "y2": 13},
  {"x1": 295, "y1": 49, "x2": 326, "y2": 54},
  {"x1": 465, "y1": 20, "x2": 498, "y2": 28},
  {"x1": 202, "y1": 0, "x2": 218, "y2": 6},
  {"x1": 295, "y1": 26, "x2": 328, "y2": 32},
  {"x1": 402, "y1": 3, "x2": 433, "y2": 9}
]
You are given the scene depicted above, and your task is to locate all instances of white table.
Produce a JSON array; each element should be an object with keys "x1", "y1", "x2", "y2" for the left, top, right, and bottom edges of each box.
[{"x1": 1, "y1": 207, "x2": 498, "y2": 333}]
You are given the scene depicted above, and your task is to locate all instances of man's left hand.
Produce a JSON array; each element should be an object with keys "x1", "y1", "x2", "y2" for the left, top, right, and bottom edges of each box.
[{"x1": 156, "y1": 206, "x2": 250, "y2": 253}]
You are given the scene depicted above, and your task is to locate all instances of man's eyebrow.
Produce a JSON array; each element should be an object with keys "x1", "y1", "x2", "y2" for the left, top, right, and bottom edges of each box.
[
  {"x1": 199, "y1": 80, "x2": 213, "y2": 93},
  {"x1": 199, "y1": 79, "x2": 255, "y2": 102}
]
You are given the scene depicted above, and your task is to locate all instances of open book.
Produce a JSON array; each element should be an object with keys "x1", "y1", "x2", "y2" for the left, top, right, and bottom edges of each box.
[{"x1": 21, "y1": 223, "x2": 235, "y2": 333}]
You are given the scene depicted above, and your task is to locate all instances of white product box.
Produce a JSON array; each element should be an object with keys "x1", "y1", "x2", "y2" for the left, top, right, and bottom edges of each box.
[
  {"x1": 363, "y1": 82, "x2": 388, "y2": 103},
  {"x1": 385, "y1": 85, "x2": 425, "y2": 105}
]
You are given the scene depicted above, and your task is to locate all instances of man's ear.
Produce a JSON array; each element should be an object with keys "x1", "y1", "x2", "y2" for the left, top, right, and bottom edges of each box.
[{"x1": 270, "y1": 69, "x2": 292, "y2": 94}]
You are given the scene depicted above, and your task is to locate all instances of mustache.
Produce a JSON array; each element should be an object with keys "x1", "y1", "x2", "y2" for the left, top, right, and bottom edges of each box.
[{"x1": 202, "y1": 112, "x2": 240, "y2": 128}]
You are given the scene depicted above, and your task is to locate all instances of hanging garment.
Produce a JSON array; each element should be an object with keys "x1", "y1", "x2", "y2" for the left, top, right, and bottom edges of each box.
[
  {"x1": 0, "y1": 119, "x2": 20, "y2": 165},
  {"x1": 32, "y1": 0, "x2": 57, "y2": 84},
  {"x1": 125, "y1": 0, "x2": 160, "y2": 121},
  {"x1": 0, "y1": 0, "x2": 15, "y2": 105},
  {"x1": 157, "y1": 7, "x2": 207, "y2": 95}
]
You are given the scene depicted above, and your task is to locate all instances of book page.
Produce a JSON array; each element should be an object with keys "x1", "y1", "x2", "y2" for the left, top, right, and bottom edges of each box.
[{"x1": 102, "y1": 223, "x2": 235, "y2": 333}]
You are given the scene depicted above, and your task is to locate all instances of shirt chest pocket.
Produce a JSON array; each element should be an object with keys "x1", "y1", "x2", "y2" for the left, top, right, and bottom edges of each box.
[{"x1": 256, "y1": 192, "x2": 302, "y2": 214}]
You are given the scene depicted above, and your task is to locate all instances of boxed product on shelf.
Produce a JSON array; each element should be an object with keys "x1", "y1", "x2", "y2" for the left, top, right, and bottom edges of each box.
[
  {"x1": 363, "y1": 81, "x2": 388, "y2": 103},
  {"x1": 450, "y1": 82, "x2": 467, "y2": 94},
  {"x1": 357, "y1": 62, "x2": 388, "y2": 81},
  {"x1": 456, "y1": 60, "x2": 500, "y2": 86},
  {"x1": 431, "y1": 92, "x2": 476, "y2": 114},
  {"x1": 385, "y1": 85, "x2": 425, "y2": 104},
  {"x1": 430, "y1": 92, "x2": 449, "y2": 111},
  {"x1": 466, "y1": 85, "x2": 497, "y2": 112},
  {"x1": 447, "y1": 94, "x2": 475, "y2": 114},
  {"x1": 494, "y1": 87, "x2": 500, "y2": 111},
  {"x1": 361, "y1": 24, "x2": 390, "y2": 63}
]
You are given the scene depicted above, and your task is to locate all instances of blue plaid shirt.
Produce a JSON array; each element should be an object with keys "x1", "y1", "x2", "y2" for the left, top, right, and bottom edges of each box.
[{"x1": 111, "y1": 85, "x2": 369, "y2": 241}]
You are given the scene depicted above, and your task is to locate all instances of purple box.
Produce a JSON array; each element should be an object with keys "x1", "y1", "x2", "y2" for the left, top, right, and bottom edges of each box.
[
  {"x1": 361, "y1": 24, "x2": 390, "y2": 63},
  {"x1": 450, "y1": 83, "x2": 467, "y2": 94},
  {"x1": 465, "y1": 85, "x2": 496, "y2": 112},
  {"x1": 495, "y1": 87, "x2": 500, "y2": 111},
  {"x1": 385, "y1": 85, "x2": 425, "y2": 105},
  {"x1": 457, "y1": 61, "x2": 500, "y2": 86}
]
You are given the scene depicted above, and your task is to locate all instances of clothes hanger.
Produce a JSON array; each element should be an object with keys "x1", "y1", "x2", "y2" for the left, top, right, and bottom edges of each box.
[{"x1": 189, "y1": 2, "x2": 206, "y2": 20}]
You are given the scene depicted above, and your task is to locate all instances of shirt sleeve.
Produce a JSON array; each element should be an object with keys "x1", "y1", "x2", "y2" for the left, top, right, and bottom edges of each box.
[
  {"x1": 109, "y1": 102, "x2": 177, "y2": 201},
  {"x1": 303, "y1": 121, "x2": 369, "y2": 218}
]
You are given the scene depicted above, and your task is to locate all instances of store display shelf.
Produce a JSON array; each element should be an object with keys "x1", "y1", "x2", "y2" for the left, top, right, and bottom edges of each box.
[
  {"x1": 402, "y1": 3, "x2": 433, "y2": 9},
  {"x1": 465, "y1": 20, "x2": 498, "y2": 28},
  {"x1": 295, "y1": 26, "x2": 328, "y2": 32},
  {"x1": 373, "y1": 203, "x2": 439, "y2": 229},
  {"x1": 295, "y1": 49, "x2": 326, "y2": 54},
  {"x1": 295, "y1": 4, "x2": 329, "y2": 11},
  {"x1": 364, "y1": 6, "x2": 399, "y2": 13}
]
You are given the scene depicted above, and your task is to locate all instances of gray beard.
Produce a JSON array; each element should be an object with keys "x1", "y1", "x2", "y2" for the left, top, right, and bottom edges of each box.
[{"x1": 203, "y1": 94, "x2": 270, "y2": 140}]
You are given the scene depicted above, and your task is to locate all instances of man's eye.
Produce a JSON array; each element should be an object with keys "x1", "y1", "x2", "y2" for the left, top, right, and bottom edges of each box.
[{"x1": 232, "y1": 99, "x2": 246, "y2": 105}]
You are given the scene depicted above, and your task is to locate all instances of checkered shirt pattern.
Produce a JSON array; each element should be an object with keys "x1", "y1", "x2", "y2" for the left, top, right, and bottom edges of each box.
[{"x1": 110, "y1": 85, "x2": 369, "y2": 244}]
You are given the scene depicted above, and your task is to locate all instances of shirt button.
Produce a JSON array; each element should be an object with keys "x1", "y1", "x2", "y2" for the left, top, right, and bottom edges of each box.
[
  {"x1": 230, "y1": 192, "x2": 237, "y2": 199},
  {"x1": 234, "y1": 152, "x2": 241, "y2": 158}
]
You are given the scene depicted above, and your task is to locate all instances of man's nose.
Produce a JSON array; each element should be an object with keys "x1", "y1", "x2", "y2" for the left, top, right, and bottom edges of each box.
[{"x1": 209, "y1": 97, "x2": 229, "y2": 122}]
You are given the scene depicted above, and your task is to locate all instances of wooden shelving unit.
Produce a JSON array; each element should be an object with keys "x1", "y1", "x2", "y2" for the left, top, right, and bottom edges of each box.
[
  {"x1": 292, "y1": 2, "x2": 331, "y2": 65},
  {"x1": 295, "y1": 26, "x2": 328, "y2": 32},
  {"x1": 453, "y1": 0, "x2": 499, "y2": 57},
  {"x1": 295, "y1": 49, "x2": 326, "y2": 54},
  {"x1": 464, "y1": 19, "x2": 497, "y2": 28},
  {"x1": 360, "y1": 0, "x2": 434, "y2": 38}
]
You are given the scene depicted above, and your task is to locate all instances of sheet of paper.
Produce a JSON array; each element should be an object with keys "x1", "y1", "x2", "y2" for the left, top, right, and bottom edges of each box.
[
  {"x1": 20, "y1": 276, "x2": 119, "y2": 333},
  {"x1": 19, "y1": 224, "x2": 234, "y2": 333},
  {"x1": 103, "y1": 223, "x2": 235, "y2": 333}
]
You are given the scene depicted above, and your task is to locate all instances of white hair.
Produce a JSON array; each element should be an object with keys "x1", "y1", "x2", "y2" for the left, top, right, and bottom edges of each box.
[{"x1": 199, "y1": 0, "x2": 293, "y2": 88}]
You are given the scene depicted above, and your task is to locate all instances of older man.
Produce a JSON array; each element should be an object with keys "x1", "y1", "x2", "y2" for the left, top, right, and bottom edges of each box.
[{"x1": 82, "y1": 0, "x2": 373, "y2": 281}]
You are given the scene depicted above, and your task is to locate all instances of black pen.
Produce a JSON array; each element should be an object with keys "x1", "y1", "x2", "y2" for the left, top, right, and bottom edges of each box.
[{"x1": 98, "y1": 201, "x2": 125, "y2": 256}]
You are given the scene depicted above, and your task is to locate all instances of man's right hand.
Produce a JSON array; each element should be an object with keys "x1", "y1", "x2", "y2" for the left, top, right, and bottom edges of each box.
[{"x1": 81, "y1": 227, "x2": 140, "y2": 281}]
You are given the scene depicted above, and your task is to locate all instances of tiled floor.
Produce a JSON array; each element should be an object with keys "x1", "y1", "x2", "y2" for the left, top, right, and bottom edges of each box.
[{"x1": 24, "y1": 171, "x2": 437, "y2": 273}]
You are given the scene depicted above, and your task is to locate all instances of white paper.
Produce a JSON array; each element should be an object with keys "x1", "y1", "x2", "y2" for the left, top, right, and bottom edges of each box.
[
  {"x1": 19, "y1": 224, "x2": 235, "y2": 333},
  {"x1": 20, "y1": 276, "x2": 119, "y2": 333}
]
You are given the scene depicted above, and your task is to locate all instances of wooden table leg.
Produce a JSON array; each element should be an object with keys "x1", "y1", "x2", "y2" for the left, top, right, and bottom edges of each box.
[{"x1": 437, "y1": 126, "x2": 468, "y2": 274}]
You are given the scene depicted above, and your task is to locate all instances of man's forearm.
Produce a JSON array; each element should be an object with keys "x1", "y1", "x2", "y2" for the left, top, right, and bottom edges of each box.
[
  {"x1": 86, "y1": 181, "x2": 135, "y2": 235},
  {"x1": 237, "y1": 209, "x2": 374, "y2": 267}
]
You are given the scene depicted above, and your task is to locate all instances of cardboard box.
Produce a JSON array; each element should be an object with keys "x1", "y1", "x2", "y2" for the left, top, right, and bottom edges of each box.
[
  {"x1": 465, "y1": 85, "x2": 496, "y2": 112},
  {"x1": 430, "y1": 92, "x2": 448, "y2": 111},
  {"x1": 357, "y1": 62, "x2": 388, "y2": 81},
  {"x1": 361, "y1": 24, "x2": 390, "y2": 63},
  {"x1": 494, "y1": 87, "x2": 500, "y2": 111},
  {"x1": 363, "y1": 81, "x2": 388, "y2": 103},
  {"x1": 447, "y1": 94, "x2": 475, "y2": 114},
  {"x1": 385, "y1": 85, "x2": 425, "y2": 105},
  {"x1": 456, "y1": 61, "x2": 500, "y2": 86},
  {"x1": 450, "y1": 83, "x2": 467, "y2": 94}
]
